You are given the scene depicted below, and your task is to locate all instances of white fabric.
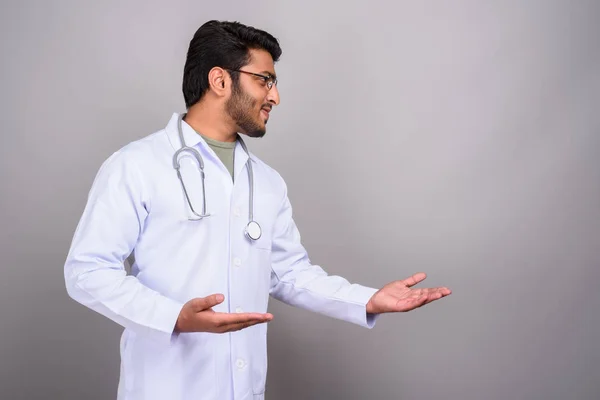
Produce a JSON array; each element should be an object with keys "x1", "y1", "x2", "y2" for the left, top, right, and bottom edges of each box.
[{"x1": 64, "y1": 113, "x2": 378, "y2": 400}]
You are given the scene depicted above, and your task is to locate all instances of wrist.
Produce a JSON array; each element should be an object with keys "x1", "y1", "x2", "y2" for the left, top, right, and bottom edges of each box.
[
  {"x1": 366, "y1": 298, "x2": 375, "y2": 314},
  {"x1": 174, "y1": 313, "x2": 185, "y2": 333}
]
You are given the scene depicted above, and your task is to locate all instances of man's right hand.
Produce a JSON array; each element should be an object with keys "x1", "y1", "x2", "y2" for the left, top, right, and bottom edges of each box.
[{"x1": 174, "y1": 294, "x2": 273, "y2": 333}]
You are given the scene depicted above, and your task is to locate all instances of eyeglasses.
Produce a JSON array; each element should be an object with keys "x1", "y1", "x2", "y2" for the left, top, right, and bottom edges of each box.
[{"x1": 226, "y1": 69, "x2": 278, "y2": 90}]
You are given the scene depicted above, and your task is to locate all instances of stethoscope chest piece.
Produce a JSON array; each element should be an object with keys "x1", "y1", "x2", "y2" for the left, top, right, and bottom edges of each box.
[{"x1": 245, "y1": 221, "x2": 262, "y2": 241}]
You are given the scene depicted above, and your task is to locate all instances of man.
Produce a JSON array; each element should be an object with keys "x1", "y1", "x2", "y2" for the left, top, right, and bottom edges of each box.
[{"x1": 64, "y1": 20, "x2": 451, "y2": 400}]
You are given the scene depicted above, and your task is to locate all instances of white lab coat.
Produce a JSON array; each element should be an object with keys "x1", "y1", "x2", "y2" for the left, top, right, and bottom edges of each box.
[{"x1": 64, "y1": 113, "x2": 378, "y2": 400}]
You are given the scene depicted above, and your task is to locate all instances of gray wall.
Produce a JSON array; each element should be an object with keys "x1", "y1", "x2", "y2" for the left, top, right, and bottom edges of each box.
[{"x1": 1, "y1": 1, "x2": 599, "y2": 399}]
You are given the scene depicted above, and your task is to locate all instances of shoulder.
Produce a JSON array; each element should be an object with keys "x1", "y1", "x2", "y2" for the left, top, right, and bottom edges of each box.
[
  {"x1": 92, "y1": 129, "x2": 168, "y2": 192},
  {"x1": 100, "y1": 130, "x2": 166, "y2": 171}
]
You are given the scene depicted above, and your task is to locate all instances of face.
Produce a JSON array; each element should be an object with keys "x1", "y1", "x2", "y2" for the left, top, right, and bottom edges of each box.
[{"x1": 225, "y1": 49, "x2": 280, "y2": 138}]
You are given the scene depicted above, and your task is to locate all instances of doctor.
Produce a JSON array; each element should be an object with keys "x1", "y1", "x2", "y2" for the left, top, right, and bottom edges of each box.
[{"x1": 64, "y1": 20, "x2": 451, "y2": 400}]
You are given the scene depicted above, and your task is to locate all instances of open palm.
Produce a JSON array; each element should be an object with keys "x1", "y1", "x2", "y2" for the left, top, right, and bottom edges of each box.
[{"x1": 366, "y1": 272, "x2": 451, "y2": 314}]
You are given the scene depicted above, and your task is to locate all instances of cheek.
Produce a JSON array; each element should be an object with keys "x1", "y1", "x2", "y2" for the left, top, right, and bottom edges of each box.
[
  {"x1": 242, "y1": 94, "x2": 258, "y2": 110},
  {"x1": 244, "y1": 88, "x2": 265, "y2": 108}
]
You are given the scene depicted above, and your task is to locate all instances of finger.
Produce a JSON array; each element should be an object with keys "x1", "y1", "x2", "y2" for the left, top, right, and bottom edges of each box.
[
  {"x1": 215, "y1": 316, "x2": 272, "y2": 333},
  {"x1": 425, "y1": 287, "x2": 452, "y2": 296},
  {"x1": 415, "y1": 288, "x2": 449, "y2": 300},
  {"x1": 401, "y1": 272, "x2": 427, "y2": 287},
  {"x1": 212, "y1": 312, "x2": 273, "y2": 328},
  {"x1": 394, "y1": 288, "x2": 450, "y2": 312},
  {"x1": 398, "y1": 289, "x2": 444, "y2": 310},
  {"x1": 221, "y1": 319, "x2": 271, "y2": 333},
  {"x1": 413, "y1": 286, "x2": 451, "y2": 296},
  {"x1": 419, "y1": 291, "x2": 447, "y2": 307},
  {"x1": 441, "y1": 287, "x2": 452, "y2": 296},
  {"x1": 191, "y1": 294, "x2": 225, "y2": 312}
]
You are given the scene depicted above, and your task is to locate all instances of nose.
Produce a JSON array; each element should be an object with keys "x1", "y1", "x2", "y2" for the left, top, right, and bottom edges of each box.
[{"x1": 267, "y1": 85, "x2": 280, "y2": 106}]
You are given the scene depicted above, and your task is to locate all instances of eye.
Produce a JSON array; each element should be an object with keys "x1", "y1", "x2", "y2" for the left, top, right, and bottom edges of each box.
[{"x1": 258, "y1": 74, "x2": 276, "y2": 90}]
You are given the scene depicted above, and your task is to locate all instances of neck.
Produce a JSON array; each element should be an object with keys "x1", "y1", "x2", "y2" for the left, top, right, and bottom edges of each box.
[{"x1": 184, "y1": 101, "x2": 238, "y2": 143}]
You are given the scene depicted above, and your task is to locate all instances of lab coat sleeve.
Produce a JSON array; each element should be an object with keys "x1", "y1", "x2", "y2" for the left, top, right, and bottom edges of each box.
[
  {"x1": 268, "y1": 180, "x2": 380, "y2": 328},
  {"x1": 64, "y1": 150, "x2": 184, "y2": 344}
]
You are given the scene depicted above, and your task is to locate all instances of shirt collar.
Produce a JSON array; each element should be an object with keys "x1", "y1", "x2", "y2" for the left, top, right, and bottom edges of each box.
[{"x1": 165, "y1": 112, "x2": 257, "y2": 163}]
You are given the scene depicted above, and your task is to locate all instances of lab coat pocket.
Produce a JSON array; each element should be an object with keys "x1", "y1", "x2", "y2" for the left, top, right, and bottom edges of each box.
[
  {"x1": 250, "y1": 191, "x2": 277, "y2": 251},
  {"x1": 252, "y1": 231, "x2": 272, "y2": 251}
]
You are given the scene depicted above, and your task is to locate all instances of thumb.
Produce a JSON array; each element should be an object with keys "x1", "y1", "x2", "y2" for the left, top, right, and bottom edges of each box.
[
  {"x1": 401, "y1": 272, "x2": 427, "y2": 287},
  {"x1": 191, "y1": 294, "x2": 224, "y2": 312}
]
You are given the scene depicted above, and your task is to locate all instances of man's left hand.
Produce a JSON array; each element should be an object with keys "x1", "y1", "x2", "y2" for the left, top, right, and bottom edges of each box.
[{"x1": 366, "y1": 272, "x2": 451, "y2": 314}]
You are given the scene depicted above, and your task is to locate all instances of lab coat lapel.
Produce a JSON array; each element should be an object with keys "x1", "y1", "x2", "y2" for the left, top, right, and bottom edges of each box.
[{"x1": 233, "y1": 139, "x2": 250, "y2": 184}]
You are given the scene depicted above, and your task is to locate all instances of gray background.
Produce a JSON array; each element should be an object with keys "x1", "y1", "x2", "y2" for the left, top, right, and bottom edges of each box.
[{"x1": 1, "y1": 1, "x2": 599, "y2": 399}]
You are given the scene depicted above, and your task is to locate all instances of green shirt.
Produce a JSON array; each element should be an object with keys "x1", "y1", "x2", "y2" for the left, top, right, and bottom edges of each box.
[{"x1": 200, "y1": 134, "x2": 236, "y2": 181}]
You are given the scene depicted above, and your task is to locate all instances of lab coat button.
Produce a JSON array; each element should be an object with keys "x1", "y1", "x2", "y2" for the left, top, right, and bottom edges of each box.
[
  {"x1": 233, "y1": 207, "x2": 241, "y2": 217},
  {"x1": 233, "y1": 258, "x2": 241, "y2": 267},
  {"x1": 236, "y1": 359, "x2": 245, "y2": 369},
  {"x1": 236, "y1": 307, "x2": 243, "y2": 313}
]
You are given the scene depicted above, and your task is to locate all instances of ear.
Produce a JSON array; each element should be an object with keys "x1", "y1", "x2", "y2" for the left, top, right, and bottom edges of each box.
[{"x1": 207, "y1": 67, "x2": 229, "y2": 97}]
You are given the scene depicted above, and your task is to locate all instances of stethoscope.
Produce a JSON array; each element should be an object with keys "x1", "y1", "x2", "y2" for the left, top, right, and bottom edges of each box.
[{"x1": 172, "y1": 113, "x2": 262, "y2": 241}]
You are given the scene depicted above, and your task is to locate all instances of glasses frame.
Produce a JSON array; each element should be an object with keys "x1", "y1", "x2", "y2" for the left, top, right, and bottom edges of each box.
[{"x1": 226, "y1": 68, "x2": 278, "y2": 90}]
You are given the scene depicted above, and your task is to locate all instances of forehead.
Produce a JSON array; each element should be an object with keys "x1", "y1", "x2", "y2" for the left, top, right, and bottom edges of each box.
[{"x1": 245, "y1": 48, "x2": 276, "y2": 75}]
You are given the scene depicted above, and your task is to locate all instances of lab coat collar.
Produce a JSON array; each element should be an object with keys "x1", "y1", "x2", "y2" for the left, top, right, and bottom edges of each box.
[{"x1": 164, "y1": 112, "x2": 258, "y2": 164}]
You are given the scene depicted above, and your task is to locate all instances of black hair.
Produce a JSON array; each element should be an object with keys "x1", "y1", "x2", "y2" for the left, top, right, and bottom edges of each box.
[{"x1": 182, "y1": 20, "x2": 282, "y2": 108}]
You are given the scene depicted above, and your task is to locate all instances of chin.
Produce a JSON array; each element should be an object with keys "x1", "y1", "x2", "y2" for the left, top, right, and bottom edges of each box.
[
  {"x1": 238, "y1": 119, "x2": 267, "y2": 138},
  {"x1": 243, "y1": 128, "x2": 266, "y2": 138}
]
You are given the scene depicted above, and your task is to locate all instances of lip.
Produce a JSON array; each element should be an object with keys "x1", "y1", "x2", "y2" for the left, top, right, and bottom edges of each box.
[{"x1": 260, "y1": 108, "x2": 271, "y2": 119}]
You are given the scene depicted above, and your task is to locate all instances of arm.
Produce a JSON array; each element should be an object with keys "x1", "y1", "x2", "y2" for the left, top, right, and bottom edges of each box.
[
  {"x1": 63, "y1": 150, "x2": 184, "y2": 344},
  {"x1": 268, "y1": 180, "x2": 378, "y2": 328}
]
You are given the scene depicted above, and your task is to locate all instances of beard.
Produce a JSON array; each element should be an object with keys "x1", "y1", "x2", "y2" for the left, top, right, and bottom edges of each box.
[{"x1": 225, "y1": 81, "x2": 267, "y2": 138}]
